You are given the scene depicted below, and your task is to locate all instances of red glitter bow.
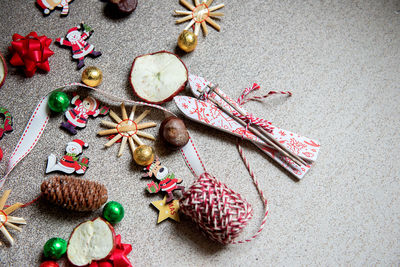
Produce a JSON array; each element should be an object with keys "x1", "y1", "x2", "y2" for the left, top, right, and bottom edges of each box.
[
  {"x1": 8, "y1": 32, "x2": 54, "y2": 77},
  {"x1": 89, "y1": 235, "x2": 132, "y2": 267}
]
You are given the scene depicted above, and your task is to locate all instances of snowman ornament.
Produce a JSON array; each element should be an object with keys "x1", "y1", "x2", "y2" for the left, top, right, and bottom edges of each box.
[{"x1": 46, "y1": 139, "x2": 89, "y2": 175}]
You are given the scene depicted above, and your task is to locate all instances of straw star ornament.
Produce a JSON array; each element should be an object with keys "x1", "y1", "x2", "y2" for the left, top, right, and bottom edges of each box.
[
  {"x1": 98, "y1": 103, "x2": 157, "y2": 158},
  {"x1": 175, "y1": 0, "x2": 225, "y2": 36},
  {"x1": 0, "y1": 190, "x2": 27, "y2": 246}
]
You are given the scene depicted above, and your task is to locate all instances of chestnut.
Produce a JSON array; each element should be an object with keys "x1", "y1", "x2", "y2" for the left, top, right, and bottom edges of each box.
[
  {"x1": 109, "y1": 0, "x2": 138, "y2": 14},
  {"x1": 160, "y1": 116, "x2": 189, "y2": 149}
]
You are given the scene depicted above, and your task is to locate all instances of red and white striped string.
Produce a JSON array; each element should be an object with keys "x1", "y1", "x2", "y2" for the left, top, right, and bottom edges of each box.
[
  {"x1": 232, "y1": 142, "x2": 269, "y2": 244},
  {"x1": 237, "y1": 83, "x2": 292, "y2": 105},
  {"x1": 234, "y1": 83, "x2": 292, "y2": 133},
  {"x1": 234, "y1": 83, "x2": 292, "y2": 243},
  {"x1": 232, "y1": 111, "x2": 274, "y2": 133}
]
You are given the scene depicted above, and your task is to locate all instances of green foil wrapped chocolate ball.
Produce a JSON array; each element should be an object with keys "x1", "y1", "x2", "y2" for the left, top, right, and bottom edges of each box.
[
  {"x1": 43, "y1": 237, "x2": 67, "y2": 259},
  {"x1": 48, "y1": 91, "x2": 70, "y2": 113},
  {"x1": 103, "y1": 201, "x2": 124, "y2": 224}
]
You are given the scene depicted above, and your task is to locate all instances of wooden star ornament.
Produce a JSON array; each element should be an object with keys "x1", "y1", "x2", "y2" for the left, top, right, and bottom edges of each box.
[
  {"x1": 98, "y1": 103, "x2": 157, "y2": 158},
  {"x1": 175, "y1": 0, "x2": 225, "y2": 36},
  {"x1": 0, "y1": 190, "x2": 27, "y2": 246},
  {"x1": 151, "y1": 196, "x2": 180, "y2": 223}
]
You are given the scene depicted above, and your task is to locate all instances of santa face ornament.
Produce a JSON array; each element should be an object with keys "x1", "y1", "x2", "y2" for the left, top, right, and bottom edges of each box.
[
  {"x1": 46, "y1": 139, "x2": 89, "y2": 175},
  {"x1": 66, "y1": 31, "x2": 81, "y2": 42},
  {"x1": 82, "y1": 97, "x2": 97, "y2": 110}
]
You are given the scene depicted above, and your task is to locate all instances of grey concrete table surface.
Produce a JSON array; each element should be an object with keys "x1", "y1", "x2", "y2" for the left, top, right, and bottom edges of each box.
[{"x1": 0, "y1": 0, "x2": 399, "y2": 266}]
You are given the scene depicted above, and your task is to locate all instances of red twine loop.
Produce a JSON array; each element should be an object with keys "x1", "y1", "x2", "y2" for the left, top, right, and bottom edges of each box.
[
  {"x1": 116, "y1": 119, "x2": 137, "y2": 138},
  {"x1": 237, "y1": 83, "x2": 292, "y2": 105},
  {"x1": 192, "y1": 3, "x2": 210, "y2": 23},
  {"x1": 234, "y1": 83, "x2": 292, "y2": 133},
  {"x1": 0, "y1": 210, "x2": 7, "y2": 229},
  {"x1": 8, "y1": 32, "x2": 54, "y2": 77},
  {"x1": 233, "y1": 111, "x2": 274, "y2": 133},
  {"x1": 180, "y1": 173, "x2": 254, "y2": 245},
  {"x1": 89, "y1": 235, "x2": 132, "y2": 267}
]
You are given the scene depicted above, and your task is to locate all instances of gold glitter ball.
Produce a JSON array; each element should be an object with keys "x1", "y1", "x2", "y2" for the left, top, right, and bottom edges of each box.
[
  {"x1": 177, "y1": 30, "x2": 198, "y2": 53},
  {"x1": 133, "y1": 145, "x2": 155, "y2": 166},
  {"x1": 82, "y1": 66, "x2": 103, "y2": 87}
]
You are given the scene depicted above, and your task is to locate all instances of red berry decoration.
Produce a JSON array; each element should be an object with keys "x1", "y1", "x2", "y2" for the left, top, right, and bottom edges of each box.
[
  {"x1": 0, "y1": 147, "x2": 3, "y2": 162},
  {"x1": 40, "y1": 261, "x2": 59, "y2": 267}
]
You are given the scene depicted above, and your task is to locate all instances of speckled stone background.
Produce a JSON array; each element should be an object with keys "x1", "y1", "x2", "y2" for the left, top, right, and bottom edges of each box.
[{"x1": 0, "y1": 0, "x2": 399, "y2": 266}]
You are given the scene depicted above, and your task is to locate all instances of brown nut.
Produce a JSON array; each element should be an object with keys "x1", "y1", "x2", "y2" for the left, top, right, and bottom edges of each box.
[
  {"x1": 110, "y1": 0, "x2": 138, "y2": 14},
  {"x1": 160, "y1": 116, "x2": 189, "y2": 149}
]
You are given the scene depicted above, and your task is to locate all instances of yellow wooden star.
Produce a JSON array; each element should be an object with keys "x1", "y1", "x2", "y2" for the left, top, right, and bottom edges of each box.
[{"x1": 151, "y1": 196, "x2": 180, "y2": 223}]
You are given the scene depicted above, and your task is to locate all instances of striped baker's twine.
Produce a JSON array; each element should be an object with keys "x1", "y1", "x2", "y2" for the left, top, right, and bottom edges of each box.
[
  {"x1": 237, "y1": 83, "x2": 292, "y2": 105},
  {"x1": 234, "y1": 83, "x2": 292, "y2": 133},
  {"x1": 232, "y1": 83, "x2": 292, "y2": 243},
  {"x1": 232, "y1": 141, "x2": 269, "y2": 244},
  {"x1": 232, "y1": 111, "x2": 274, "y2": 133}
]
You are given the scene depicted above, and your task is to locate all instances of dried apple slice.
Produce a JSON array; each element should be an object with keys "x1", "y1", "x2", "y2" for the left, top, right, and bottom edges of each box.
[
  {"x1": 67, "y1": 217, "x2": 115, "y2": 266},
  {"x1": 130, "y1": 51, "x2": 188, "y2": 104},
  {"x1": 0, "y1": 52, "x2": 7, "y2": 89}
]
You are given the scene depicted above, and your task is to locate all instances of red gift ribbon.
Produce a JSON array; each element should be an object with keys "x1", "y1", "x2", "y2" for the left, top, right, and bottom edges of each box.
[
  {"x1": 8, "y1": 32, "x2": 54, "y2": 77},
  {"x1": 89, "y1": 235, "x2": 133, "y2": 267}
]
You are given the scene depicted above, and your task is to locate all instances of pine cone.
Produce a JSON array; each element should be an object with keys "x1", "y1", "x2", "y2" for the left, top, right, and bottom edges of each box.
[{"x1": 41, "y1": 176, "x2": 108, "y2": 211}]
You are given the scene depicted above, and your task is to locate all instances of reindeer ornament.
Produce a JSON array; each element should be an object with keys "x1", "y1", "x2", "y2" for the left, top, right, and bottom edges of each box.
[{"x1": 142, "y1": 157, "x2": 185, "y2": 203}]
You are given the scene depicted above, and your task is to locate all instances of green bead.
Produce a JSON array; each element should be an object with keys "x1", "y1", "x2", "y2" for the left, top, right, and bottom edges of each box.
[
  {"x1": 48, "y1": 91, "x2": 70, "y2": 113},
  {"x1": 103, "y1": 201, "x2": 125, "y2": 224},
  {"x1": 43, "y1": 237, "x2": 67, "y2": 259}
]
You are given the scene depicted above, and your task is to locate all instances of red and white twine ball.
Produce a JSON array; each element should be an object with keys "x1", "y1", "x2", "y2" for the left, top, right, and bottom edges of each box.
[{"x1": 180, "y1": 173, "x2": 254, "y2": 245}]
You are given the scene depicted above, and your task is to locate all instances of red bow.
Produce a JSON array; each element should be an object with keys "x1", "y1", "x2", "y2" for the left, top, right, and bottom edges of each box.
[
  {"x1": 89, "y1": 235, "x2": 133, "y2": 267},
  {"x1": 8, "y1": 32, "x2": 54, "y2": 77}
]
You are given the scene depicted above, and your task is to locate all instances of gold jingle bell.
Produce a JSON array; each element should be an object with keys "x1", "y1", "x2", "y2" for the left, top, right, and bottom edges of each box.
[
  {"x1": 178, "y1": 30, "x2": 198, "y2": 53},
  {"x1": 133, "y1": 145, "x2": 155, "y2": 166},
  {"x1": 82, "y1": 66, "x2": 103, "y2": 87}
]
